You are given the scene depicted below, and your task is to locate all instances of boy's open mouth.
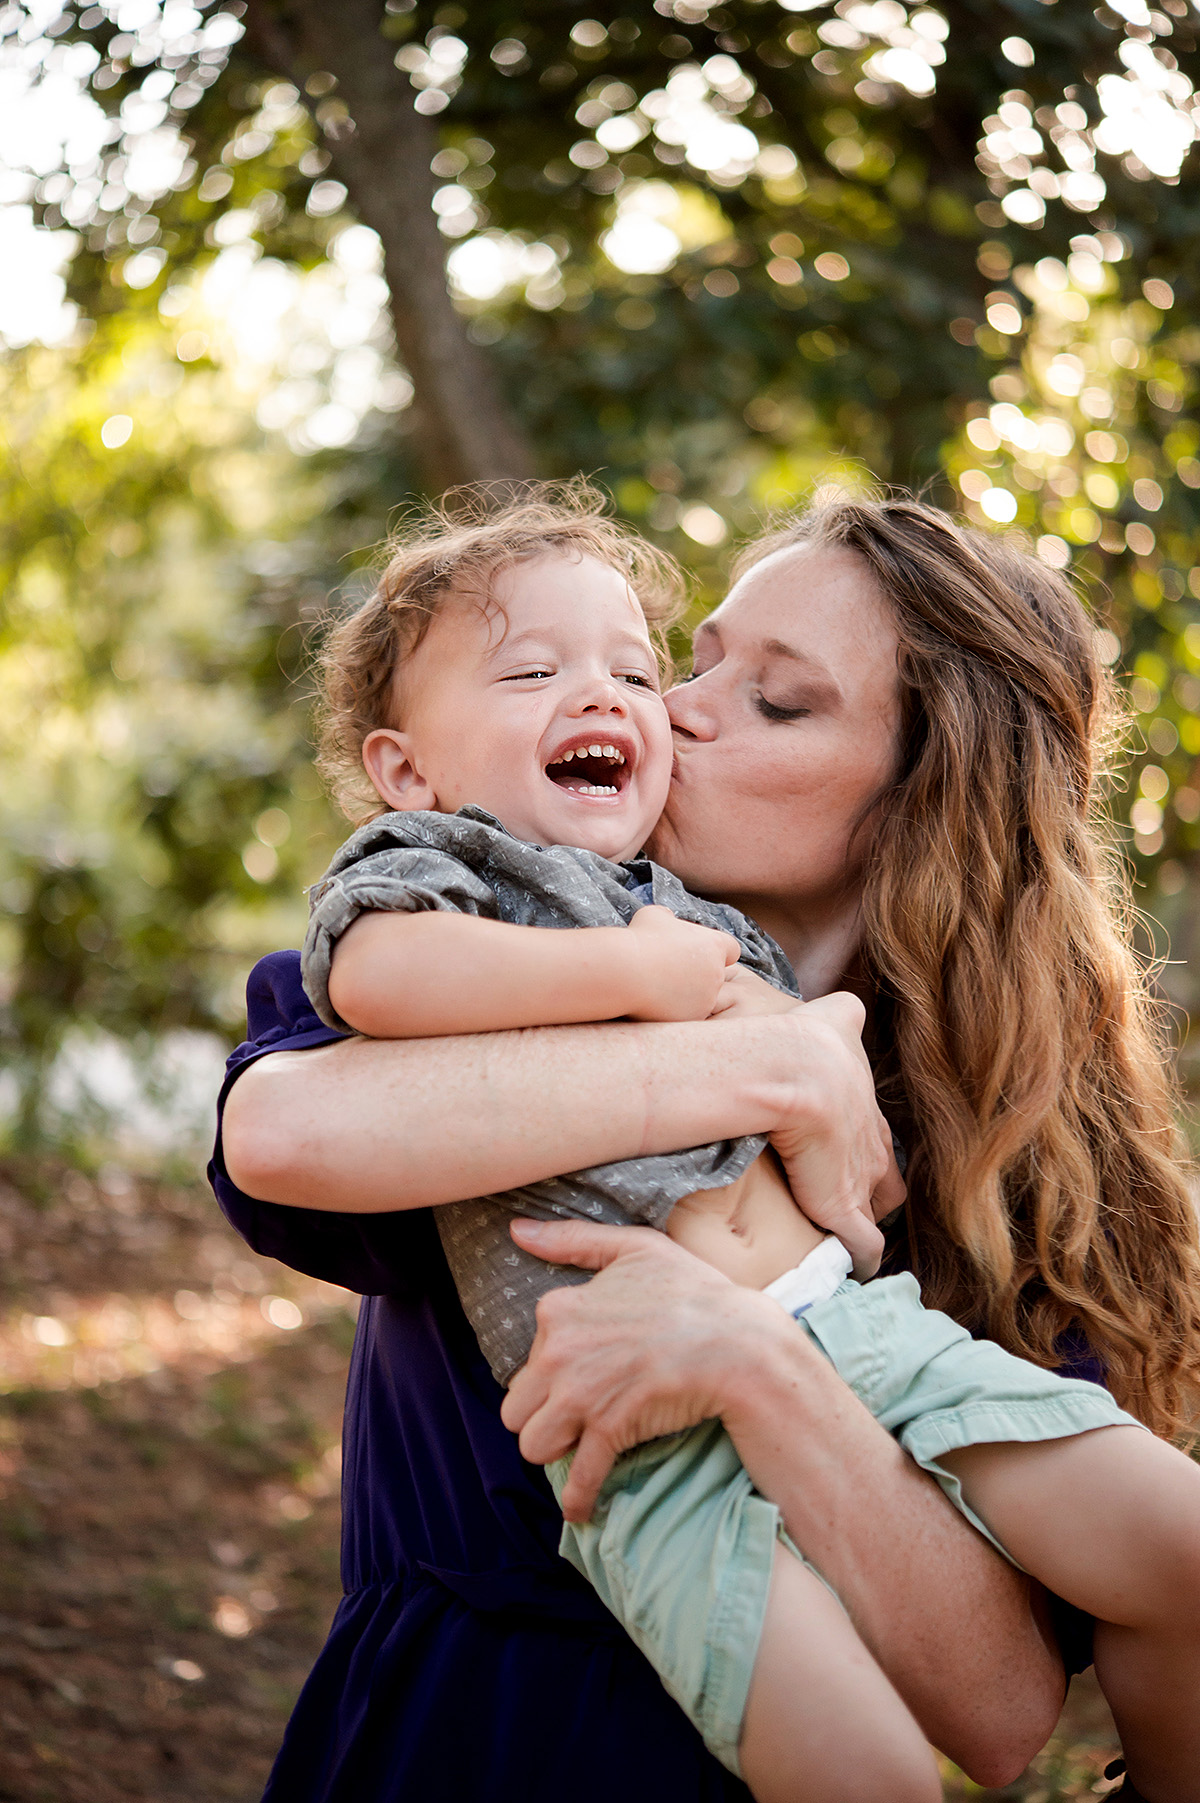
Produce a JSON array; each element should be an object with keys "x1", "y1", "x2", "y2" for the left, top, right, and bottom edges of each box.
[{"x1": 544, "y1": 740, "x2": 631, "y2": 798}]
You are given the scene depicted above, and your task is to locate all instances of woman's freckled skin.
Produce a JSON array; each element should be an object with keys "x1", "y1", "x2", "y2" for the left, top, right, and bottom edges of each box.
[{"x1": 648, "y1": 542, "x2": 902, "y2": 991}]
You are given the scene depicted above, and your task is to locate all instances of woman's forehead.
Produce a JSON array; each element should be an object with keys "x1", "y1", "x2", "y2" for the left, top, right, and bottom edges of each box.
[{"x1": 705, "y1": 541, "x2": 892, "y2": 651}]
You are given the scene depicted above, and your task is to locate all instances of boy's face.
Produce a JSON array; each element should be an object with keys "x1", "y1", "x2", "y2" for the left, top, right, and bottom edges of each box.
[{"x1": 363, "y1": 551, "x2": 674, "y2": 862}]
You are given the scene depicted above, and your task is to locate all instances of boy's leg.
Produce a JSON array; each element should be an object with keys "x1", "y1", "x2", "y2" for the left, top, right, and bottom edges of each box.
[
  {"x1": 941, "y1": 1428, "x2": 1200, "y2": 1803},
  {"x1": 740, "y1": 1545, "x2": 941, "y2": 1803},
  {"x1": 795, "y1": 1276, "x2": 1194, "y2": 1795},
  {"x1": 551, "y1": 1423, "x2": 941, "y2": 1803}
]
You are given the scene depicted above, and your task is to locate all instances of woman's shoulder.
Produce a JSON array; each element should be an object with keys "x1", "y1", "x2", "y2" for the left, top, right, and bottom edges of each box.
[{"x1": 244, "y1": 947, "x2": 338, "y2": 1048}]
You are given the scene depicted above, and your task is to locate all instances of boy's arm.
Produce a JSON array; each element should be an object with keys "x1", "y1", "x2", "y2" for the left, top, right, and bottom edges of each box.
[{"x1": 326, "y1": 905, "x2": 742, "y2": 1039}]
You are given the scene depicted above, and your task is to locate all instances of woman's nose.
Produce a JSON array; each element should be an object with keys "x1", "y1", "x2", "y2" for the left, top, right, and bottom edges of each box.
[{"x1": 665, "y1": 676, "x2": 717, "y2": 740}]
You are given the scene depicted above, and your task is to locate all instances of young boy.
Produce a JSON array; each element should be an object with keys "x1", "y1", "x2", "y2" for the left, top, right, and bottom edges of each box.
[{"x1": 300, "y1": 490, "x2": 1198, "y2": 1803}]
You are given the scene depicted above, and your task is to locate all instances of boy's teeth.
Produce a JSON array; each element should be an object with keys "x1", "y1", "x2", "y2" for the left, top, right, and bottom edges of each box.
[{"x1": 555, "y1": 745, "x2": 625, "y2": 764}]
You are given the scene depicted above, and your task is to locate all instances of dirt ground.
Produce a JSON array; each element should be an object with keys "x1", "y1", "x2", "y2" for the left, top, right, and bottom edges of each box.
[{"x1": 0, "y1": 1157, "x2": 1124, "y2": 1802}]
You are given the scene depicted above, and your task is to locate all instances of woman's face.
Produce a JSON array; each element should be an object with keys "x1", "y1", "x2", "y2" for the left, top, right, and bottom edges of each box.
[{"x1": 649, "y1": 542, "x2": 902, "y2": 928}]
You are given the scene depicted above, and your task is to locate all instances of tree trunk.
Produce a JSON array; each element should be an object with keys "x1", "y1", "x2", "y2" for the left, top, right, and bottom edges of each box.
[{"x1": 241, "y1": 0, "x2": 536, "y2": 493}]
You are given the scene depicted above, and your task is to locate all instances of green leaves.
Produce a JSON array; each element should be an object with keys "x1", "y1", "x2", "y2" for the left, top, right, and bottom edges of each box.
[
  {"x1": 3, "y1": 0, "x2": 1200, "y2": 1123},
  {"x1": 0, "y1": 313, "x2": 358, "y2": 1127}
]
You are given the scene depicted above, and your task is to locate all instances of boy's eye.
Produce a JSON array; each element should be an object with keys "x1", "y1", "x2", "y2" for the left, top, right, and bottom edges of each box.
[
  {"x1": 503, "y1": 668, "x2": 554, "y2": 681},
  {"x1": 620, "y1": 672, "x2": 656, "y2": 689}
]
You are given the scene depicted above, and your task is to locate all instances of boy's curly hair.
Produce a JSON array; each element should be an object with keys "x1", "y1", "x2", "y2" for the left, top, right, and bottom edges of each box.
[{"x1": 315, "y1": 480, "x2": 687, "y2": 822}]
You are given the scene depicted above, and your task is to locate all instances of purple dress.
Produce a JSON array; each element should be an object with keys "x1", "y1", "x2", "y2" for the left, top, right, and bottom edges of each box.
[
  {"x1": 209, "y1": 952, "x2": 751, "y2": 1802},
  {"x1": 210, "y1": 950, "x2": 1096, "y2": 1801}
]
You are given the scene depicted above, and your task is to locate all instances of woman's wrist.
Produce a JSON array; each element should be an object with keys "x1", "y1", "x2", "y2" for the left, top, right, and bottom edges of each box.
[
  {"x1": 636, "y1": 1010, "x2": 815, "y2": 1151},
  {"x1": 700, "y1": 1290, "x2": 830, "y2": 1441}
]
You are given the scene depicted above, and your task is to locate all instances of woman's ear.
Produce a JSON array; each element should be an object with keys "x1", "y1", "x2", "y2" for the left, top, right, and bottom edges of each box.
[{"x1": 361, "y1": 729, "x2": 437, "y2": 813}]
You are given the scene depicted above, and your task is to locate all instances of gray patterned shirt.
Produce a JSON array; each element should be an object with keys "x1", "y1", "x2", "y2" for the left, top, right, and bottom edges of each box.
[{"x1": 302, "y1": 806, "x2": 798, "y2": 1385}]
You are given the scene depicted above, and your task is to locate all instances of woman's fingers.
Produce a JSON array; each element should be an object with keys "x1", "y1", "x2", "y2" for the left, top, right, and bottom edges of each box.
[
  {"x1": 515, "y1": 1393, "x2": 586, "y2": 1466},
  {"x1": 830, "y1": 1207, "x2": 886, "y2": 1280},
  {"x1": 500, "y1": 1353, "x2": 550, "y2": 1435},
  {"x1": 764, "y1": 993, "x2": 904, "y2": 1278},
  {"x1": 509, "y1": 1216, "x2": 649, "y2": 1270},
  {"x1": 872, "y1": 1139, "x2": 907, "y2": 1223},
  {"x1": 558, "y1": 1429, "x2": 620, "y2": 1522},
  {"x1": 500, "y1": 1227, "x2": 757, "y2": 1510}
]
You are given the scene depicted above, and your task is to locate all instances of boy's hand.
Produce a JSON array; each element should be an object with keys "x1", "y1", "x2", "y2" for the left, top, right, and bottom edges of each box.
[
  {"x1": 708, "y1": 966, "x2": 801, "y2": 1019},
  {"x1": 623, "y1": 905, "x2": 741, "y2": 1021}
]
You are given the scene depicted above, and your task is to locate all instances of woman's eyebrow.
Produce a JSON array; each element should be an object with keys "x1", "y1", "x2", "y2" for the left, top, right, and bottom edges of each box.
[
  {"x1": 695, "y1": 621, "x2": 840, "y2": 691},
  {"x1": 761, "y1": 637, "x2": 836, "y2": 680}
]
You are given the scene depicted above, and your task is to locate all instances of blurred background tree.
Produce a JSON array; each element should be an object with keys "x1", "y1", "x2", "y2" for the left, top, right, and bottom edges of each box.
[{"x1": 3, "y1": 0, "x2": 1200, "y2": 1137}]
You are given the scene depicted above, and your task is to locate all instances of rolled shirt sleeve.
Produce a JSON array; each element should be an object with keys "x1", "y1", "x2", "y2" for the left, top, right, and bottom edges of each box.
[{"x1": 303, "y1": 837, "x2": 499, "y2": 1033}]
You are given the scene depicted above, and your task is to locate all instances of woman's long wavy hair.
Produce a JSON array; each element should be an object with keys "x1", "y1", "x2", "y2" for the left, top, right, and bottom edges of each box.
[{"x1": 739, "y1": 495, "x2": 1200, "y2": 1439}]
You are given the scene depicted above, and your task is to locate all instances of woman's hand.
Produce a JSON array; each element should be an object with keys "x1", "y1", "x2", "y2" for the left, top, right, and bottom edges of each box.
[
  {"x1": 502, "y1": 1222, "x2": 1063, "y2": 1784},
  {"x1": 501, "y1": 1219, "x2": 801, "y2": 1519},
  {"x1": 703, "y1": 983, "x2": 903, "y2": 1275},
  {"x1": 766, "y1": 992, "x2": 904, "y2": 1277}
]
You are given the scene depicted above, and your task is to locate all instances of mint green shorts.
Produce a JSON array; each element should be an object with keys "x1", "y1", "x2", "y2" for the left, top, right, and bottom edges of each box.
[{"x1": 549, "y1": 1272, "x2": 1140, "y2": 1778}]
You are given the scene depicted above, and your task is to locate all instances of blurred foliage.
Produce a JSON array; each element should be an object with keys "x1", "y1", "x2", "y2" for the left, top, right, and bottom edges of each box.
[
  {"x1": 0, "y1": 289, "x2": 378, "y2": 1130},
  {"x1": 3, "y1": 0, "x2": 1200, "y2": 1127}
]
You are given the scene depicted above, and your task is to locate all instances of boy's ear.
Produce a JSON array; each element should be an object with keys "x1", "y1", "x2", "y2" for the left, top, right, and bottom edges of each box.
[{"x1": 361, "y1": 729, "x2": 437, "y2": 813}]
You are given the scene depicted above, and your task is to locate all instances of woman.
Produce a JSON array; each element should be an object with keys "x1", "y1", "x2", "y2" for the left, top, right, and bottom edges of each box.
[{"x1": 215, "y1": 494, "x2": 1200, "y2": 1800}]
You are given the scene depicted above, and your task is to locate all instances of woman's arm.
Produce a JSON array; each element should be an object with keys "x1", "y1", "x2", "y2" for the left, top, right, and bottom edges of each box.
[
  {"x1": 222, "y1": 995, "x2": 901, "y2": 1271},
  {"x1": 501, "y1": 1219, "x2": 1065, "y2": 1788}
]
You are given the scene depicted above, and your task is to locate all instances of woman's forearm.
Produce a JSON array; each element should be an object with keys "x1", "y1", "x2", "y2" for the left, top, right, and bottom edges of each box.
[
  {"x1": 719, "y1": 1323, "x2": 1064, "y2": 1784},
  {"x1": 222, "y1": 1011, "x2": 813, "y2": 1211}
]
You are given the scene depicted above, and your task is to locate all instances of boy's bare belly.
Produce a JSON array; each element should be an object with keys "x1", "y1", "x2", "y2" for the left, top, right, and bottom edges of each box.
[{"x1": 666, "y1": 1149, "x2": 825, "y2": 1290}]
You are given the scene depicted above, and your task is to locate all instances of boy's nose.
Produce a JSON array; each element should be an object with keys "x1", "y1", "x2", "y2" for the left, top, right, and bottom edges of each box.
[{"x1": 571, "y1": 677, "x2": 630, "y2": 716}]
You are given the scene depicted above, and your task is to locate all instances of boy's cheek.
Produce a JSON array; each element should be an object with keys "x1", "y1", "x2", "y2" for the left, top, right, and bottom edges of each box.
[{"x1": 639, "y1": 740, "x2": 676, "y2": 821}]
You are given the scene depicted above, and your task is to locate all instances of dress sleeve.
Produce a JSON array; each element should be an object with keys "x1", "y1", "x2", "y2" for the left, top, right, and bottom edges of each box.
[{"x1": 207, "y1": 950, "x2": 443, "y2": 1298}]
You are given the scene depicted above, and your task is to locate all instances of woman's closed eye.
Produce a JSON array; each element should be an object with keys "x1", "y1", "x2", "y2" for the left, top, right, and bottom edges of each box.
[{"x1": 755, "y1": 693, "x2": 811, "y2": 722}]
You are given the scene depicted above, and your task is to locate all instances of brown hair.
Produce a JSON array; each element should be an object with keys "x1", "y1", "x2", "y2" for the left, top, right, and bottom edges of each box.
[
  {"x1": 737, "y1": 494, "x2": 1200, "y2": 1438},
  {"x1": 316, "y1": 481, "x2": 686, "y2": 821}
]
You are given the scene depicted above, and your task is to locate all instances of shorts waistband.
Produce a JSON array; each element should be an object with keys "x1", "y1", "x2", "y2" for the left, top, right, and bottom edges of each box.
[{"x1": 764, "y1": 1236, "x2": 853, "y2": 1316}]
